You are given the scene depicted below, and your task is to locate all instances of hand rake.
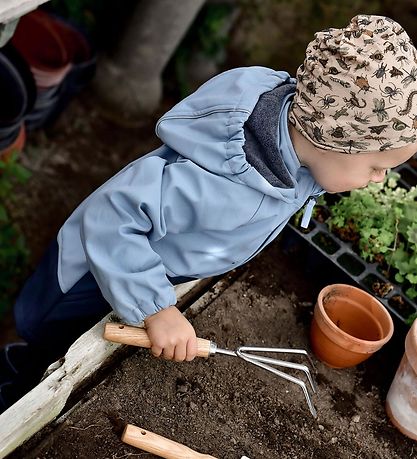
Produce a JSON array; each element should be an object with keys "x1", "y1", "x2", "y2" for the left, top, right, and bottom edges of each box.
[{"x1": 104, "y1": 323, "x2": 318, "y2": 418}]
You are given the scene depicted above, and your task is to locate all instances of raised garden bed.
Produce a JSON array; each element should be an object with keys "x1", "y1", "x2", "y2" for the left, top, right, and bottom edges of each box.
[{"x1": 8, "y1": 241, "x2": 416, "y2": 459}]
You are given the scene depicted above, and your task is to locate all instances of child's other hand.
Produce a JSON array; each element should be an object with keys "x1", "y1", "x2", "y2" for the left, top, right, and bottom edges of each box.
[{"x1": 144, "y1": 306, "x2": 197, "y2": 362}]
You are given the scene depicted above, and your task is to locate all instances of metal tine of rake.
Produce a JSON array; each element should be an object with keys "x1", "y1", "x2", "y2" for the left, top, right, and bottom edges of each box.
[
  {"x1": 214, "y1": 345, "x2": 318, "y2": 418},
  {"x1": 237, "y1": 347, "x2": 317, "y2": 418},
  {"x1": 237, "y1": 347, "x2": 318, "y2": 394}
]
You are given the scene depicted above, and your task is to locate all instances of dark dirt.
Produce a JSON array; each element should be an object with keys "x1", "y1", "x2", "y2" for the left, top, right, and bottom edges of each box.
[{"x1": 10, "y1": 240, "x2": 417, "y2": 459}]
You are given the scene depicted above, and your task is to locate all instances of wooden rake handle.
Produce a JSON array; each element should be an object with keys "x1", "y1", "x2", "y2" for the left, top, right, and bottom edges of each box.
[
  {"x1": 122, "y1": 424, "x2": 218, "y2": 459},
  {"x1": 103, "y1": 323, "x2": 212, "y2": 358}
]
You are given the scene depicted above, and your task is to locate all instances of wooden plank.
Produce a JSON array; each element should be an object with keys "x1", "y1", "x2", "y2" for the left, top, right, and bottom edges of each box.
[
  {"x1": 0, "y1": 0, "x2": 49, "y2": 23},
  {"x1": 0, "y1": 279, "x2": 203, "y2": 459}
]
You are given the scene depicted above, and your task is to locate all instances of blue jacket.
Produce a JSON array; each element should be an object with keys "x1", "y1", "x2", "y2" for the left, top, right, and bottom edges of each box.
[{"x1": 57, "y1": 67, "x2": 323, "y2": 325}]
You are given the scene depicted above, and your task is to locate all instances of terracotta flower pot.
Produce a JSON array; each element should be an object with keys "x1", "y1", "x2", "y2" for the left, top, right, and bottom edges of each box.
[
  {"x1": 12, "y1": 11, "x2": 96, "y2": 130},
  {"x1": 385, "y1": 319, "x2": 417, "y2": 440},
  {"x1": 0, "y1": 122, "x2": 21, "y2": 143},
  {"x1": 0, "y1": 123, "x2": 26, "y2": 161},
  {"x1": 310, "y1": 284, "x2": 394, "y2": 368},
  {"x1": 37, "y1": 15, "x2": 96, "y2": 127}
]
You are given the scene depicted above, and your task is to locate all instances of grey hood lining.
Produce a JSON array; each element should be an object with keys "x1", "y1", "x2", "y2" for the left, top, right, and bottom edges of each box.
[{"x1": 243, "y1": 83, "x2": 296, "y2": 189}]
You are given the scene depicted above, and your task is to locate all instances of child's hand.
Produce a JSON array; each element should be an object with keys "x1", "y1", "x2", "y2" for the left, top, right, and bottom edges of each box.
[{"x1": 143, "y1": 306, "x2": 197, "y2": 362}]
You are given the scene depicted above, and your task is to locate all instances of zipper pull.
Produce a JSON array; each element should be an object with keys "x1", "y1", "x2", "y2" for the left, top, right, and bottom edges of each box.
[{"x1": 300, "y1": 197, "x2": 316, "y2": 229}]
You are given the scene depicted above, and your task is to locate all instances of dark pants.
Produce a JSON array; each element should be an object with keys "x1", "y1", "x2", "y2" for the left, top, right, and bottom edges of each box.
[
  {"x1": 9, "y1": 239, "x2": 192, "y2": 398},
  {"x1": 14, "y1": 240, "x2": 112, "y2": 354}
]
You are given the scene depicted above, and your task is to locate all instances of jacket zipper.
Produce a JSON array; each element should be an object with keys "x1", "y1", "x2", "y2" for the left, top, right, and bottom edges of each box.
[{"x1": 300, "y1": 196, "x2": 317, "y2": 229}]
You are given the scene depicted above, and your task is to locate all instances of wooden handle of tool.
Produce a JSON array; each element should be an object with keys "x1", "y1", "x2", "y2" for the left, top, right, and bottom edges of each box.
[
  {"x1": 122, "y1": 424, "x2": 218, "y2": 459},
  {"x1": 103, "y1": 323, "x2": 212, "y2": 358}
]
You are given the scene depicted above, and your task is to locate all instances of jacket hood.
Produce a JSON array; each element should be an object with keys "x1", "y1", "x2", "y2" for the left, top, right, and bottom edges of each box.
[{"x1": 156, "y1": 67, "x2": 298, "y2": 200}]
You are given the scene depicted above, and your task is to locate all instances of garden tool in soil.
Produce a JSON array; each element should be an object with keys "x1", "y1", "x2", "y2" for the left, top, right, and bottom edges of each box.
[
  {"x1": 104, "y1": 323, "x2": 318, "y2": 418},
  {"x1": 108, "y1": 414, "x2": 251, "y2": 459},
  {"x1": 120, "y1": 423, "x2": 251, "y2": 459}
]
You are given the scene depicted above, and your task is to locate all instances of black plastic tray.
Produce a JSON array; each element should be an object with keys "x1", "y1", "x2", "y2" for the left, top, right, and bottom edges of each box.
[{"x1": 287, "y1": 162, "x2": 417, "y2": 325}]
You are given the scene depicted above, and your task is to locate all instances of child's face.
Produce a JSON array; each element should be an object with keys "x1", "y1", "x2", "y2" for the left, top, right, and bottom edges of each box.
[{"x1": 308, "y1": 143, "x2": 417, "y2": 193}]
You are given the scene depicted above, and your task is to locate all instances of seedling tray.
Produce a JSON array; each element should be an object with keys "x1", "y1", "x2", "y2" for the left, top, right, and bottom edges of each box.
[{"x1": 287, "y1": 162, "x2": 417, "y2": 325}]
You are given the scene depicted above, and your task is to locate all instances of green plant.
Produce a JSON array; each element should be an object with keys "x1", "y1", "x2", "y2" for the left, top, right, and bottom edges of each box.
[
  {"x1": 327, "y1": 172, "x2": 417, "y2": 301},
  {"x1": 0, "y1": 153, "x2": 31, "y2": 317},
  {"x1": 406, "y1": 311, "x2": 417, "y2": 326}
]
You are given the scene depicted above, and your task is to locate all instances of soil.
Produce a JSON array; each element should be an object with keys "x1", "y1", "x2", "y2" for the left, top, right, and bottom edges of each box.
[
  {"x1": 371, "y1": 281, "x2": 395, "y2": 298},
  {"x1": 10, "y1": 240, "x2": 417, "y2": 459},
  {"x1": 332, "y1": 221, "x2": 360, "y2": 245}
]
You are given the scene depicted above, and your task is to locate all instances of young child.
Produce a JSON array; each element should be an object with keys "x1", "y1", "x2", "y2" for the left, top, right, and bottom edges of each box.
[{"x1": 1, "y1": 14, "x2": 417, "y2": 411}]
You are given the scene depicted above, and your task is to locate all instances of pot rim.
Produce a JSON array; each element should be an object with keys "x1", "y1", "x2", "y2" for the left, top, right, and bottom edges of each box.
[
  {"x1": 0, "y1": 123, "x2": 25, "y2": 160},
  {"x1": 316, "y1": 283, "x2": 394, "y2": 348},
  {"x1": 12, "y1": 10, "x2": 71, "y2": 70}
]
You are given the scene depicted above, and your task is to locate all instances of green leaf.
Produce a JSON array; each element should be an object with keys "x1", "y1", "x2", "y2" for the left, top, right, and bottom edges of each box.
[
  {"x1": 407, "y1": 224, "x2": 417, "y2": 246},
  {"x1": 395, "y1": 273, "x2": 404, "y2": 283},
  {"x1": 12, "y1": 164, "x2": 31, "y2": 182},
  {"x1": 406, "y1": 312, "x2": 417, "y2": 326},
  {"x1": 406, "y1": 273, "x2": 417, "y2": 285},
  {"x1": 406, "y1": 287, "x2": 417, "y2": 300}
]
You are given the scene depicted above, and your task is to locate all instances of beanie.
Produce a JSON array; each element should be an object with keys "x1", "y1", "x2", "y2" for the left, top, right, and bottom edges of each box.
[{"x1": 288, "y1": 14, "x2": 417, "y2": 153}]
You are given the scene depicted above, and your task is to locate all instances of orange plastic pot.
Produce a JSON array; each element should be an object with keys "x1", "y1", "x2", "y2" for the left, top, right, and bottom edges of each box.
[
  {"x1": 310, "y1": 284, "x2": 394, "y2": 368},
  {"x1": 385, "y1": 319, "x2": 417, "y2": 440}
]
